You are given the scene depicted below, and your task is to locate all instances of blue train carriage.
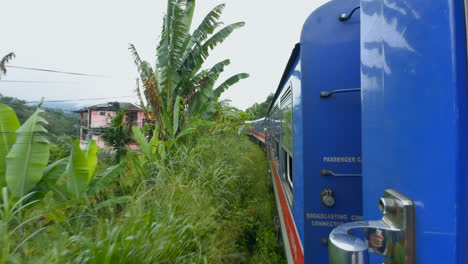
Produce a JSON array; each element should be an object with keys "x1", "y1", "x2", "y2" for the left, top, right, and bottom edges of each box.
[
  {"x1": 265, "y1": 0, "x2": 361, "y2": 262},
  {"x1": 327, "y1": 0, "x2": 468, "y2": 263},
  {"x1": 246, "y1": 118, "x2": 267, "y2": 146}
]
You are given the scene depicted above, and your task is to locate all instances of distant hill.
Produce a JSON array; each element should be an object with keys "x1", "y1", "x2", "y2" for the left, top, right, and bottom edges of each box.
[
  {"x1": 0, "y1": 94, "x2": 80, "y2": 137},
  {"x1": 40, "y1": 101, "x2": 82, "y2": 113}
]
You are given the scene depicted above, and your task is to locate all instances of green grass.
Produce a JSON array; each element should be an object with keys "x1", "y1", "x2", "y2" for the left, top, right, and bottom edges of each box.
[{"x1": 5, "y1": 135, "x2": 285, "y2": 263}]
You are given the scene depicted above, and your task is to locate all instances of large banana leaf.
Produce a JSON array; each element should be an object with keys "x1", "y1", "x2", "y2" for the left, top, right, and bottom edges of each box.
[
  {"x1": 65, "y1": 141, "x2": 89, "y2": 199},
  {"x1": 87, "y1": 162, "x2": 127, "y2": 196},
  {"x1": 43, "y1": 157, "x2": 69, "y2": 187},
  {"x1": 0, "y1": 104, "x2": 20, "y2": 187},
  {"x1": 157, "y1": 0, "x2": 192, "y2": 95},
  {"x1": 85, "y1": 140, "x2": 98, "y2": 182},
  {"x1": 189, "y1": 75, "x2": 218, "y2": 117},
  {"x1": 185, "y1": 4, "x2": 225, "y2": 53},
  {"x1": 184, "y1": 22, "x2": 245, "y2": 75},
  {"x1": 132, "y1": 126, "x2": 151, "y2": 156},
  {"x1": 189, "y1": 60, "x2": 233, "y2": 116},
  {"x1": 129, "y1": 44, "x2": 155, "y2": 84},
  {"x1": 213, "y1": 73, "x2": 250, "y2": 99},
  {"x1": 177, "y1": 119, "x2": 214, "y2": 140},
  {"x1": 6, "y1": 108, "x2": 50, "y2": 198},
  {"x1": 172, "y1": 96, "x2": 181, "y2": 137},
  {"x1": 161, "y1": 110, "x2": 171, "y2": 136},
  {"x1": 149, "y1": 127, "x2": 160, "y2": 148},
  {"x1": 190, "y1": 59, "x2": 230, "y2": 88},
  {"x1": 0, "y1": 53, "x2": 15, "y2": 75},
  {"x1": 29, "y1": 157, "x2": 69, "y2": 202},
  {"x1": 182, "y1": 0, "x2": 195, "y2": 33}
]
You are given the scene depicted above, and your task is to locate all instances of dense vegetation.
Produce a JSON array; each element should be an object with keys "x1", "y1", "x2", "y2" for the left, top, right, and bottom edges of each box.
[
  {"x1": 0, "y1": 94, "x2": 79, "y2": 163},
  {"x1": 245, "y1": 93, "x2": 274, "y2": 120},
  {"x1": 0, "y1": 1, "x2": 285, "y2": 263},
  {"x1": 0, "y1": 103, "x2": 284, "y2": 263},
  {"x1": 0, "y1": 94, "x2": 79, "y2": 137}
]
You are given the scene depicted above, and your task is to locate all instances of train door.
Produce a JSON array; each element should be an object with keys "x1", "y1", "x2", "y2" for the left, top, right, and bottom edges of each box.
[{"x1": 328, "y1": 0, "x2": 468, "y2": 263}]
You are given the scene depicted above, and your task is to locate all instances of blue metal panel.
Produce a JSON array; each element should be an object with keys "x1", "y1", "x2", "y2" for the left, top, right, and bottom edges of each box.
[
  {"x1": 292, "y1": 60, "x2": 305, "y2": 243},
  {"x1": 299, "y1": 0, "x2": 362, "y2": 262},
  {"x1": 266, "y1": 54, "x2": 305, "y2": 262},
  {"x1": 277, "y1": 55, "x2": 306, "y2": 246},
  {"x1": 361, "y1": 0, "x2": 468, "y2": 262}
]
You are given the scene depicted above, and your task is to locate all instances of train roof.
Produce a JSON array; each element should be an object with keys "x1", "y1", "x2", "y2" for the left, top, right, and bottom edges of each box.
[
  {"x1": 266, "y1": 43, "x2": 301, "y2": 117},
  {"x1": 245, "y1": 117, "x2": 266, "y2": 124}
]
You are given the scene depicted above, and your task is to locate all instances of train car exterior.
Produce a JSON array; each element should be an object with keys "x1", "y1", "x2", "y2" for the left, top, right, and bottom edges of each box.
[
  {"x1": 262, "y1": 0, "x2": 362, "y2": 262},
  {"x1": 328, "y1": 0, "x2": 468, "y2": 263},
  {"x1": 246, "y1": 118, "x2": 267, "y2": 145},
  {"x1": 249, "y1": 0, "x2": 468, "y2": 263}
]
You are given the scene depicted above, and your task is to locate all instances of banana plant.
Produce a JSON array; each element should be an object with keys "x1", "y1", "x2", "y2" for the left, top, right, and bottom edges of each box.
[
  {"x1": 0, "y1": 105, "x2": 20, "y2": 188},
  {"x1": 130, "y1": 119, "x2": 212, "y2": 176},
  {"x1": 0, "y1": 104, "x2": 127, "y2": 204},
  {"x1": 55, "y1": 140, "x2": 127, "y2": 201},
  {"x1": 129, "y1": 0, "x2": 249, "y2": 139},
  {"x1": 4, "y1": 106, "x2": 50, "y2": 198}
]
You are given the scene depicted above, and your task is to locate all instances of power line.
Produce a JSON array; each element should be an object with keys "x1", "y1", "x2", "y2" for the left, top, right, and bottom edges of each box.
[
  {"x1": 0, "y1": 80, "x2": 78, "y2": 84},
  {"x1": 6, "y1": 65, "x2": 109, "y2": 78},
  {"x1": 26, "y1": 95, "x2": 136, "y2": 104}
]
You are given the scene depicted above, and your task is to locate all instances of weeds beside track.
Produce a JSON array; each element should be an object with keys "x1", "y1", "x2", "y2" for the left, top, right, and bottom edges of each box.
[{"x1": 10, "y1": 135, "x2": 284, "y2": 263}]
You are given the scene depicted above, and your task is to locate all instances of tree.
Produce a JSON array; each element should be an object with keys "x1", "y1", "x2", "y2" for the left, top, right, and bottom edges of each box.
[
  {"x1": 0, "y1": 53, "x2": 15, "y2": 79},
  {"x1": 101, "y1": 110, "x2": 133, "y2": 163},
  {"x1": 245, "y1": 93, "x2": 275, "y2": 120},
  {"x1": 0, "y1": 94, "x2": 79, "y2": 137},
  {"x1": 210, "y1": 99, "x2": 250, "y2": 135},
  {"x1": 129, "y1": 0, "x2": 249, "y2": 140}
]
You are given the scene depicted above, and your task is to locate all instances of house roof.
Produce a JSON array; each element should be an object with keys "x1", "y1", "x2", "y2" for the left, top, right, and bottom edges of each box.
[{"x1": 73, "y1": 102, "x2": 142, "y2": 113}]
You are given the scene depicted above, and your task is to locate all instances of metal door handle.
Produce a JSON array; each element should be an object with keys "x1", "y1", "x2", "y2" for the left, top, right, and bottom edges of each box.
[
  {"x1": 320, "y1": 169, "x2": 362, "y2": 177},
  {"x1": 320, "y1": 88, "x2": 361, "y2": 98},
  {"x1": 328, "y1": 189, "x2": 415, "y2": 264}
]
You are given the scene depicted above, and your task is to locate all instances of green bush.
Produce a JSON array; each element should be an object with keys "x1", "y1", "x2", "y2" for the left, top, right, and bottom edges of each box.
[{"x1": 8, "y1": 134, "x2": 284, "y2": 263}]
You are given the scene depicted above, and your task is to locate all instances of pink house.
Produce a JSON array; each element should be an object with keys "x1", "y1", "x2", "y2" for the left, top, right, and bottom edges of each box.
[{"x1": 74, "y1": 102, "x2": 145, "y2": 148}]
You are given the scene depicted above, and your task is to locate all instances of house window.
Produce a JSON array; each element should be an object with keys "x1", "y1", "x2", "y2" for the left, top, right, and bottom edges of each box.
[
  {"x1": 100, "y1": 112, "x2": 106, "y2": 116},
  {"x1": 128, "y1": 112, "x2": 138, "y2": 125}
]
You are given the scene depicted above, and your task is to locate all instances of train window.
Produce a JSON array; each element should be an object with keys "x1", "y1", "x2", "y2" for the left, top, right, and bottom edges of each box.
[
  {"x1": 282, "y1": 149, "x2": 287, "y2": 180},
  {"x1": 282, "y1": 149, "x2": 293, "y2": 188},
  {"x1": 275, "y1": 140, "x2": 280, "y2": 162},
  {"x1": 281, "y1": 147, "x2": 294, "y2": 204},
  {"x1": 280, "y1": 86, "x2": 293, "y2": 154},
  {"x1": 288, "y1": 154, "x2": 293, "y2": 187}
]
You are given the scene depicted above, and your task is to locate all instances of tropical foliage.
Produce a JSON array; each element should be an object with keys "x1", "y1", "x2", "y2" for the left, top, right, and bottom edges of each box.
[
  {"x1": 0, "y1": 133, "x2": 283, "y2": 263},
  {"x1": 130, "y1": 0, "x2": 249, "y2": 140},
  {"x1": 0, "y1": 53, "x2": 15, "y2": 79},
  {"x1": 0, "y1": 104, "x2": 126, "y2": 202},
  {"x1": 210, "y1": 99, "x2": 250, "y2": 135},
  {"x1": 101, "y1": 110, "x2": 133, "y2": 163},
  {"x1": 0, "y1": 1, "x2": 285, "y2": 263},
  {"x1": 245, "y1": 93, "x2": 275, "y2": 120}
]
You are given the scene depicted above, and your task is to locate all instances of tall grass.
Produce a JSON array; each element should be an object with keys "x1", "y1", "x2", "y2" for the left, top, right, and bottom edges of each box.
[{"x1": 5, "y1": 135, "x2": 284, "y2": 263}]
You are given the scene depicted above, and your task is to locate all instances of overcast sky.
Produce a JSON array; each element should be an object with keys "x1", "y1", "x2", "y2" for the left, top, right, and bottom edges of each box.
[{"x1": 0, "y1": 0, "x2": 329, "y2": 110}]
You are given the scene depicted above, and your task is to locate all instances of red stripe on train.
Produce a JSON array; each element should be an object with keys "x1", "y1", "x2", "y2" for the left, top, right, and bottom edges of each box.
[
  {"x1": 270, "y1": 157, "x2": 304, "y2": 263},
  {"x1": 248, "y1": 130, "x2": 266, "y2": 140}
]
